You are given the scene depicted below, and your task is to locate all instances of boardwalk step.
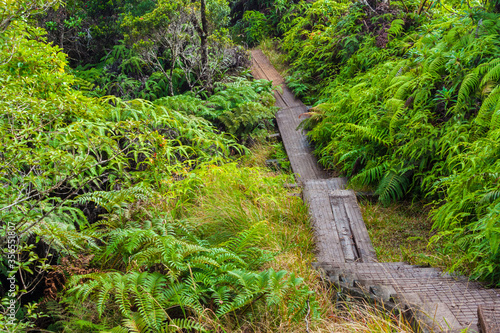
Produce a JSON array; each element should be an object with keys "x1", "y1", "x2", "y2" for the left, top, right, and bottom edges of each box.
[
  {"x1": 303, "y1": 183, "x2": 376, "y2": 264},
  {"x1": 315, "y1": 262, "x2": 500, "y2": 332},
  {"x1": 478, "y1": 305, "x2": 500, "y2": 333},
  {"x1": 252, "y1": 50, "x2": 329, "y2": 181}
]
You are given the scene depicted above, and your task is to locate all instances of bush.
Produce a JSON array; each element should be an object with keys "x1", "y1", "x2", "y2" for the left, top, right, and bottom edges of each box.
[{"x1": 242, "y1": 10, "x2": 271, "y2": 46}]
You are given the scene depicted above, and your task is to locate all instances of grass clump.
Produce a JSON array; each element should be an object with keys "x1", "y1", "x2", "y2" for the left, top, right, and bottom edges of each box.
[{"x1": 360, "y1": 202, "x2": 436, "y2": 264}]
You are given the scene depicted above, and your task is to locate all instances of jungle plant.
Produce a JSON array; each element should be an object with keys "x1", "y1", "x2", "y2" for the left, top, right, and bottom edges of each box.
[
  {"x1": 66, "y1": 216, "x2": 315, "y2": 331},
  {"x1": 121, "y1": 0, "x2": 242, "y2": 95},
  {"x1": 241, "y1": 10, "x2": 271, "y2": 46}
]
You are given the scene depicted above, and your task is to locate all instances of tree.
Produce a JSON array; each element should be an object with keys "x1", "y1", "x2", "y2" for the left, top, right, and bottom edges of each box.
[{"x1": 122, "y1": 0, "x2": 238, "y2": 95}]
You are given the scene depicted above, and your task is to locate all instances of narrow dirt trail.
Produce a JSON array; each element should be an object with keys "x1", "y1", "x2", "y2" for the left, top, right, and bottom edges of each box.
[{"x1": 251, "y1": 49, "x2": 500, "y2": 333}]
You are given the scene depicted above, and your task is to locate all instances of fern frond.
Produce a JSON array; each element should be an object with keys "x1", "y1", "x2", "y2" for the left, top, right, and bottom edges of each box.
[
  {"x1": 162, "y1": 318, "x2": 207, "y2": 333},
  {"x1": 388, "y1": 19, "x2": 404, "y2": 37},
  {"x1": 456, "y1": 72, "x2": 480, "y2": 113},
  {"x1": 428, "y1": 56, "x2": 446, "y2": 74},
  {"x1": 475, "y1": 84, "x2": 500, "y2": 127},
  {"x1": 221, "y1": 221, "x2": 266, "y2": 255},
  {"x1": 480, "y1": 190, "x2": 500, "y2": 205},
  {"x1": 344, "y1": 123, "x2": 390, "y2": 147},
  {"x1": 121, "y1": 312, "x2": 149, "y2": 333},
  {"x1": 490, "y1": 109, "x2": 500, "y2": 130},
  {"x1": 351, "y1": 161, "x2": 388, "y2": 186},
  {"x1": 375, "y1": 168, "x2": 412, "y2": 204},
  {"x1": 481, "y1": 62, "x2": 500, "y2": 87}
]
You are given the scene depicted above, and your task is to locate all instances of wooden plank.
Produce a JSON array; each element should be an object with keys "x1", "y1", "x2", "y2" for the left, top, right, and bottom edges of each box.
[
  {"x1": 251, "y1": 50, "x2": 302, "y2": 108},
  {"x1": 303, "y1": 180, "x2": 345, "y2": 263},
  {"x1": 274, "y1": 90, "x2": 288, "y2": 108},
  {"x1": 328, "y1": 190, "x2": 376, "y2": 263},
  {"x1": 319, "y1": 263, "x2": 500, "y2": 332},
  {"x1": 421, "y1": 302, "x2": 462, "y2": 332},
  {"x1": 251, "y1": 50, "x2": 285, "y2": 85},
  {"x1": 250, "y1": 59, "x2": 267, "y2": 81},
  {"x1": 253, "y1": 50, "x2": 328, "y2": 180},
  {"x1": 276, "y1": 108, "x2": 329, "y2": 181},
  {"x1": 342, "y1": 190, "x2": 377, "y2": 262},
  {"x1": 251, "y1": 51, "x2": 288, "y2": 108},
  {"x1": 330, "y1": 192, "x2": 359, "y2": 262},
  {"x1": 478, "y1": 305, "x2": 500, "y2": 333},
  {"x1": 280, "y1": 86, "x2": 303, "y2": 108},
  {"x1": 326, "y1": 178, "x2": 347, "y2": 191}
]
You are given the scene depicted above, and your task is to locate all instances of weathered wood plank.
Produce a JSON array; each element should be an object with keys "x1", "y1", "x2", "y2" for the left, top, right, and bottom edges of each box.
[
  {"x1": 253, "y1": 50, "x2": 329, "y2": 181},
  {"x1": 478, "y1": 305, "x2": 500, "y2": 333},
  {"x1": 325, "y1": 178, "x2": 347, "y2": 191},
  {"x1": 276, "y1": 107, "x2": 329, "y2": 181},
  {"x1": 421, "y1": 302, "x2": 462, "y2": 332},
  {"x1": 330, "y1": 193, "x2": 359, "y2": 262},
  {"x1": 319, "y1": 261, "x2": 500, "y2": 331},
  {"x1": 328, "y1": 190, "x2": 376, "y2": 263},
  {"x1": 303, "y1": 180, "x2": 345, "y2": 263},
  {"x1": 251, "y1": 50, "x2": 302, "y2": 108},
  {"x1": 342, "y1": 191, "x2": 377, "y2": 262},
  {"x1": 251, "y1": 50, "x2": 287, "y2": 108}
]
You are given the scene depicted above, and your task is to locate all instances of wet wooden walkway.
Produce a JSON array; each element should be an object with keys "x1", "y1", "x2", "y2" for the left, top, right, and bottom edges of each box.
[{"x1": 251, "y1": 49, "x2": 500, "y2": 333}]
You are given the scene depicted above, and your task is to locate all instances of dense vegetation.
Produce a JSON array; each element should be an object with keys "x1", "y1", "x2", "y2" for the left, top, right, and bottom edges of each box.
[
  {"x1": 245, "y1": 0, "x2": 500, "y2": 284},
  {"x1": 0, "y1": 0, "x2": 319, "y2": 331},
  {"x1": 3, "y1": 0, "x2": 500, "y2": 330}
]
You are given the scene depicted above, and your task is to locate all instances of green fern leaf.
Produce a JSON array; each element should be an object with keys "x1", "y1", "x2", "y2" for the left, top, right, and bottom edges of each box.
[
  {"x1": 456, "y1": 72, "x2": 480, "y2": 113},
  {"x1": 344, "y1": 123, "x2": 390, "y2": 147},
  {"x1": 376, "y1": 169, "x2": 412, "y2": 204}
]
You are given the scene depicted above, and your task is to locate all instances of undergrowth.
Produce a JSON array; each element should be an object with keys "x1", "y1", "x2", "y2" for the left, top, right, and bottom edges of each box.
[
  {"x1": 0, "y1": 0, "x2": 477, "y2": 331},
  {"x1": 360, "y1": 201, "x2": 441, "y2": 265}
]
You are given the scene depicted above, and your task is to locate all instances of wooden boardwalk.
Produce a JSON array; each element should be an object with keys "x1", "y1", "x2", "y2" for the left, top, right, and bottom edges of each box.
[
  {"x1": 251, "y1": 49, "x2": 500, "y2": 333},
  {"x1": 252, "y1": 50, "x2": 329, "y2": 181}
]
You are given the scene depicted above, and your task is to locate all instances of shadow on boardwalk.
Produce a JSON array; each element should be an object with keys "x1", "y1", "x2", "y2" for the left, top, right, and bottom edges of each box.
[{"x1": 251, "y1": 49, "x2": 500, "y2": 333}]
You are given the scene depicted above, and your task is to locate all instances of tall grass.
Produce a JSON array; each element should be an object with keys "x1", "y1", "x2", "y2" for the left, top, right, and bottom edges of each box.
[{"x1": 173, "y1": 141, "x2": 417, "y2": 332}]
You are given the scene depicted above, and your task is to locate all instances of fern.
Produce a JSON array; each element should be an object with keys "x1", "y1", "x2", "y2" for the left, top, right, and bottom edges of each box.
[
  {"x1": 65, "y1": 202, "x2": 316, "y2": 330},
  {"x1": 388, "y1": 19, "x2": 404, "y2": 38},
  {"x1": 161, "y1": 318, "x2": 207, "y2": 332},
  {"x1": 490, "y1": 109, "x2": 500, "y2": 130},
  {"x1": 376, "y1": 168, "x2": 412, "y2": 205},
  {"x1": 76, "y1": 186, "x2": 153, "y2": 213},
  {"x1": 428, "y1": 56, "x2": 446, "y2": 75},
  {"x1": 344, "y1": 123, "x2": 390, "y2": 147},
  {"x1": 480, "y1": 61, "x2": 500, "y2": 87},
  {"x1": 475, "y1": 84, "x2": 500, "y2": 127},
  {"x1": 218, "y1": 101, "x2": 275, "y2": 139},
  {"x1": 351, "y1": 161, "x2": 388, "y2": 186},
  {"x1": 480, "y1": 190, "x2": 500, "y2": 205},
  {"x1": 278, "y1": 0, "x2": 500, "y2": 285}
]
